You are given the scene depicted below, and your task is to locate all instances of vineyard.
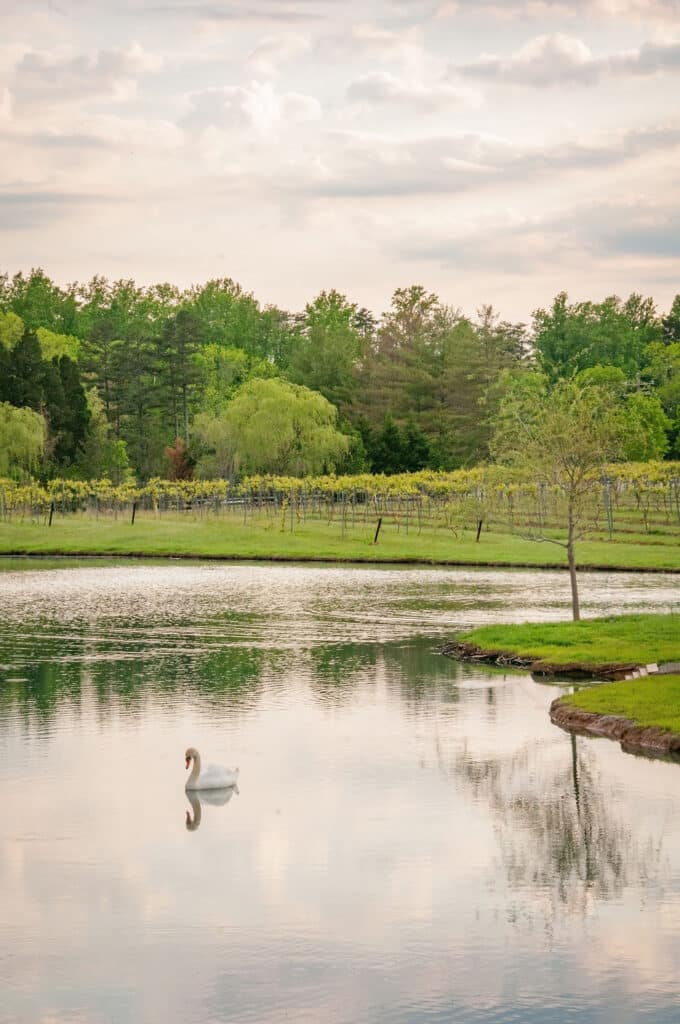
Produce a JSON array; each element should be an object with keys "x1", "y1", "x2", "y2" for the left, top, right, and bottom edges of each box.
[{"x1": 1, "y1": 463, "x2": 679, "y2": 548}]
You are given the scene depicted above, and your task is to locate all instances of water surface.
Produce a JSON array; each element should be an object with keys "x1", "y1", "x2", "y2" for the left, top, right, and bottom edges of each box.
[{"x1": 1, "y1": 561, "x2": 679, "y2": 1023}]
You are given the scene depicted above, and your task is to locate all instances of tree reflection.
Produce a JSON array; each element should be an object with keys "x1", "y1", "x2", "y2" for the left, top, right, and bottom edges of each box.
[
  {"x1": 452, "y1": 731, "x2": 664, "y2": 917},
  {"x1": 0, "y1": 634, "x2": 275, "y2": 729}
]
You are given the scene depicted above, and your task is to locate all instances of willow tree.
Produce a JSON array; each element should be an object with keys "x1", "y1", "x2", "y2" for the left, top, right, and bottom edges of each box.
[
  {"x1": 194, "y1": 378, "x2": 350, "y2": 478},
  {"x1": 491, "y1": 378, "x2": 624, "y2": 620},
  {"x1": 0, "y1": 403, "x2": 46, "y2": 479}
]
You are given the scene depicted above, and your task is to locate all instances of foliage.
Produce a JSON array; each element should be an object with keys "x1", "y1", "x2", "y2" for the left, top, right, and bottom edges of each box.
[
  {"x1": 0, "y1": 311, "x2": 23, "y2": 350},
  {"x1": 165, "y1": 437, "x2": 195, "y2": 480},
  {"x1": 0, "y1": 403, "x2": 46, "y2": 479},
  {"x1": 36, "y1": 327, "x2": 81, "y2": 362},
  {"x1": 533, "y1": 291, "x2": 661, "y2": 381},
  {"x1": 491, "y1": 379, "x2": 633, "y2": 618},
  {"x1": 0, "y1": 268, "x2": 677, "y2": 482},
  {"x1": 194, "y1": 378, "x2": 350, "y2": 478}
]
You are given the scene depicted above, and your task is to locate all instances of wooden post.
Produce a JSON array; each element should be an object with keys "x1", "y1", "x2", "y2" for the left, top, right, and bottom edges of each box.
[
  {"x1": 131, "y1": 501, "x2": 137, "y2": 525},
  {"x1": 373, "y1": 517, "x2": 383, "y2": 544},
  {"x1": 476, "y1": 518, "x2": 483, "y2": 543},
  {"x1": 48, "y1": 501, "x2": 55, "y2": 527}
]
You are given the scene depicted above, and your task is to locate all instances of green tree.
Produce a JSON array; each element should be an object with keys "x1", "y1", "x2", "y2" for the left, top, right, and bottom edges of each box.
[
  {"x1": 533, "y1": 292, "x2": 661, "y2": 381},
  {"x1": 195, "y1": 378, "x2": 350, "y2": 478},
  {"x1": 37, "y1": 327, "x2": 81, "y2": 363},
  {"x1": 158, "y1": 309, "x2": 202, "y2": 442},
  {"x1": 0, "y1": 311, "x2": 23, "y2": 350},
  {"x1": 621, "y1": 393, "x2": 671, "y2": 461},
  {"x1": 643, "y1": 341, "x2": 680, "y2": 454},
  {"x1": 662, "y1": 294, "x2": 680, "y2": 344},
  {"x1": 76, "y1": 388, "x2": 129, "y2": 480},
  {"x1": 491, "y1": 380, "x2": 626, "y2": 620},
  {"x1": 1, "y1": 268, "x2": 77, "y2": 334},
  {"x1": 288, "y1": 290, "x2": 366, "y2": 411},
  {"x1": 0, "y1": 403, "x2": 46, "y2": 479}
]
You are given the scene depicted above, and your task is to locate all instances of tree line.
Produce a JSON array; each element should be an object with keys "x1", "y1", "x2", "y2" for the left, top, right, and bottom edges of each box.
[{"x1": 1, "y1": 269, "x2": 678, "y2": 482}]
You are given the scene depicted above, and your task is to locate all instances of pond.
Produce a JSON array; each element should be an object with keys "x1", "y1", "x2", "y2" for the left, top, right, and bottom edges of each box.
[{"x1": 1, "y1": 560, "x2": 679, "y2": 1024}]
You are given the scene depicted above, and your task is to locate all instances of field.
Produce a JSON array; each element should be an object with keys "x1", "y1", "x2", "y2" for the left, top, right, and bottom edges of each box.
[
  {"x1": 1, "y1": 463, "x2": 679, "y2": 571},
  {"x1": 1, "y1": 513, "x2": 680, "y2": 570}
]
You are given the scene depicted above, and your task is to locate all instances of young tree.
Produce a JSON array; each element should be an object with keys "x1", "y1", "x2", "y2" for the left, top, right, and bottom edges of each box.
[{"x1": 491, "y1": 380, "x2": 626, "y2": 620}]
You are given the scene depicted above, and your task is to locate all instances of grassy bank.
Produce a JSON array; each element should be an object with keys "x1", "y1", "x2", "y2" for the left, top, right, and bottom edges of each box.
[
  {"x1": 457, "y1": 614, "x2": 680, "y2": 668},
  {"x1": 560, "y1": 675, "x2": 680, "y2": 734},
  {"x1": 1, "y1": 515, "x2": 680, "y2": 571}
]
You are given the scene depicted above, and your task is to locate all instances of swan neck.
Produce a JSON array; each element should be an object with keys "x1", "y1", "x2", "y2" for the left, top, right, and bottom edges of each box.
[{"x1": 187, "y1": 751, "x2": 201, "y2": 786}]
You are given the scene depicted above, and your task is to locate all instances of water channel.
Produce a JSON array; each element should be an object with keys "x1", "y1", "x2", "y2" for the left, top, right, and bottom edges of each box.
[{"x1": 1, "y1": 559, "x2": 679, "y2": 1023}]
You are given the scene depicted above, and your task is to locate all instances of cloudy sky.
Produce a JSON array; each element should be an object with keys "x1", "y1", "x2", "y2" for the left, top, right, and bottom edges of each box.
[{"x1": 1, "y1": 0, "x2": 679, "y2": 320}]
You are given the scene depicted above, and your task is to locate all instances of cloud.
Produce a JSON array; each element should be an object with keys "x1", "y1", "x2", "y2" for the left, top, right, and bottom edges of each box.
[
  {"x1": 0, "y1": 190, "x2": 106, "y2": 230},
  {"x1": 346, "y1": 70, "x2": 479, "y2": 110},
  {"x1": 456, "y1": 33, "x2": 680, "y2": 85},
  {"x1": 564, "y1": 199, "x2": 680, "y2": 258},
  {"x1": 295, "y1": 123, "x2": 680, "y2": 198},
  {"x1": 246, "y1": 33, "x2": 311, "y2": 76},
  {"x1": 396, "y1": 195, "x2": 680, "y2": 275},
  {"x1": 181, "y1": 81, "x2": 321, "y2": 137},
  {"x1": 435, "y1": 0, "x2": 680, "y2": 21},
  {"x1": 148, "y1": 1, "x2": 328, "y2": 23},
  {"x1": 8, "y1": 43, "x2": 162, "y2": 108}
]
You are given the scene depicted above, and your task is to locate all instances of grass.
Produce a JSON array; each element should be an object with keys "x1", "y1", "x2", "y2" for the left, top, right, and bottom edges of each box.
[
  {"x1": 1, "y1": 514, "x2": 680, "y2": 570},
  {"x1": 458, "y1": 614, "x2": 680, "y2": 668},
  {"x1": 561, "y1": 675, "x2": 680, "y2": 734}
]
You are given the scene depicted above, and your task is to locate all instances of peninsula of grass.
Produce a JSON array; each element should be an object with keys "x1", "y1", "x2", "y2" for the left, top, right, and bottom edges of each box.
[
  {"x1": 451, "y1": 614, "x2": 680, "y2": 674},
  {"x1": 1, "y1": 516, "x2": 680, "y2": 572},
  {"x1": 559, "y1": 675, "x2": 680, "y2": 735},
  {"x1": 447, "y1": 612, "x2": 680, "y2": 755}
]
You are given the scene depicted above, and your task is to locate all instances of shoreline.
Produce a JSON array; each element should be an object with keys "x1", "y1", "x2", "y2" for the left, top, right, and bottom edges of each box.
[
  {"x1": 443, "y1": 617, "x2": 680, "y2": 759},
  {"x1": 1, "y1": 549, "x2": 679, "y2": 574},
  {"x1": 440, "y1": 639, "x2": 640, "y2": 680},
  {"x1": 550, "y1": 698, "x2": 680, "y2": 758}
]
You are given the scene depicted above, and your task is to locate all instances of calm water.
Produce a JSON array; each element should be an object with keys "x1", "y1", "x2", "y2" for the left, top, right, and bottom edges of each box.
[{"x1": 1, "y1": 560, "x2": 679, "y2": 1024}]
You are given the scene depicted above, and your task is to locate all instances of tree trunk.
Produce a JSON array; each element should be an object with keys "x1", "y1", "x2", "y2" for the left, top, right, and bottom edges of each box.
[{"x1": 567, "y1": 509, "x2": 580, "y2": 621}]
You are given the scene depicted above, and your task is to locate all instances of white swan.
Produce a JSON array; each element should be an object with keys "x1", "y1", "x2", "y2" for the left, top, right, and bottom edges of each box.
[{"x1": 184, "y1": 746, "x2": 239, "y2": 791}]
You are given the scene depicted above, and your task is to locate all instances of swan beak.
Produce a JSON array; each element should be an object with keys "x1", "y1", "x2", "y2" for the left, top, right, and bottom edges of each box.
[{"x1": 185, "y1": 757, "x2": 190, "y2": 769}]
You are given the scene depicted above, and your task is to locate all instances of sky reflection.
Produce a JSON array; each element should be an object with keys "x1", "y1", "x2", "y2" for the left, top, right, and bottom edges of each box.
[{"x1": 1, "y1": 562, "x2": 679, "y2": 1024}]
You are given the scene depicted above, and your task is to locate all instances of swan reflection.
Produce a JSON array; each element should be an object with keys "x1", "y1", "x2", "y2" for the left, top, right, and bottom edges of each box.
[{"x1": 185, "y1": 785, "x2": 238, "y2": 831}]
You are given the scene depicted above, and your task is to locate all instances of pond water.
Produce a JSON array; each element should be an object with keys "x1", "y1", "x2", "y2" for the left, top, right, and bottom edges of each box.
[{"x1": 1, "y1": 560, "x2": 679, "y2": 1024}]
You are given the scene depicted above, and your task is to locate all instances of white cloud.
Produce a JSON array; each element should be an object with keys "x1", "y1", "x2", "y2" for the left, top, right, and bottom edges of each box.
[
  {"x1": 293, "y1": 123, "x2": 680, "y2": 198},
  {"x1": 246, "y1": 33, "x2": 311, "y2": 76},
  {"x1": 181, "y1": 81, "x2": 321, "y2": 138},
  {"x1": 436, "y1": 0, "x2": 680, "y2": 20},
  {"x1": 391, "y1": 193, "x2": 680, "y2": 276},
  {"x1": 456, "y1": 33, "x2": 680, "y2": 85},
  {"x1": 347, "y1": 70, "x2": 480, "y2": 110},
  {"x1": 6, "y1": 42, "x2": 163, "y2": 109}
]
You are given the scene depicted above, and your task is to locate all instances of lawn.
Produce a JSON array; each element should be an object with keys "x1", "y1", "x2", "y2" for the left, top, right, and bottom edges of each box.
[
  {"x1": 561, "y1": 675, "x2": 680, "y2": 735},
  {"x1": 1, "y1": 515, "x2": 680, "y2": 571},
  {"x1": 457, "y1": 613, "x2": 680, "y2": 668}
]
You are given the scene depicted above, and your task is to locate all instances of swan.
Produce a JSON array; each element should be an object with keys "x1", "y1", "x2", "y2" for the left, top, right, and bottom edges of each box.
[{"x1": 185, "y1": 746, "x2": 239, "y2": 791}]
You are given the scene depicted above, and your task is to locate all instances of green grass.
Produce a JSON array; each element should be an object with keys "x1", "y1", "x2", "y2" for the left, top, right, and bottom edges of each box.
[
  {"x1": 459, "y1": 614, "x2": 680, "y2": 668},
  {"x1": 562, "y1": 675, "x2": 680, "y2": 734},
  {"x1": 1, "y1": 514, "x2": 680, "y2": 570}
]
